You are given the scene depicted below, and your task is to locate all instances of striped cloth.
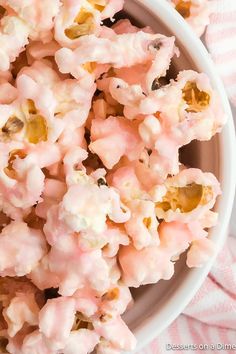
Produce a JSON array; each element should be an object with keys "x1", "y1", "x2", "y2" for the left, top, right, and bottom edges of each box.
[
  {"x1": 205, "y1": 0, "x2": 236, "y2": 107},
  {"x1": 139, "y1": 1, "x2": 236, "y2": 353},
  {"x1": 139, "y1": 236, "x2": 236, "y2": 354}
]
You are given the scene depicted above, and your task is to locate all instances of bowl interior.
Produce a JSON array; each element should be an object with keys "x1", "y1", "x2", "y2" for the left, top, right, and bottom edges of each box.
[{"x1": 118, "y1": 1, "x2": 234, "y2": 351}]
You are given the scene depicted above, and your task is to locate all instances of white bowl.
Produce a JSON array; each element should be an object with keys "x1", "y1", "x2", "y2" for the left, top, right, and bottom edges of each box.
[{"x1": 121, "y1": 1, "x2": 236, "y2": 352}]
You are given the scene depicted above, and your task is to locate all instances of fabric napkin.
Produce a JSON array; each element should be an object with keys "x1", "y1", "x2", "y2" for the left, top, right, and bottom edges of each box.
[
  {"x1": 139, "y1": 1, "x2": 236, "y2": 353},
  {"x1": 205, "y1": 0, "x2": 236, "y2": 107}
]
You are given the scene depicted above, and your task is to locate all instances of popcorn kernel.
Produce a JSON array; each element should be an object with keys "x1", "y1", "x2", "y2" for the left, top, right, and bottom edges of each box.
[
  {"x1": 103, "y1": 288, "x2": 120, "y2": 301},
  {"x1": 143, "y1": 217, "x2": 152, "y2": 229},
  {"x1": 75, "y1": 7, "x2": 93, "y2": 24},
  {"x1": 156, "y1": 183, "x2": 213, "y2": 213},
  {"x1": 175, "y1": 1, "x2": 191, "y2": 19},
  {"x1": 65, "y1": 7, "x2": 94, "y2": 39},
  {"x1": 2, "y1": 117, "x2": 24, "y2": 135},
  {"x1": 27, "y1": 99, "x2": 37, "y2": 114},
  {"x1": 26, "y1": 115, "x2": 48, "y2": 144},
  {"x1": 88, "y1": 0, "x2": 107, "y2": 12},
  {"x1": 73, "y1": 312, "x2": 93, "y2": 331},
  {"x1": 65, "y1": 23, "x2": 94, "y2": 39},
  {"x1": 83, "y1": 62, "x2": 97, "y2": 73},
  {"x1": 182, "y1": 81, "x2": 210, "y2": 112},
  {"x1": 4, "y1": 149, "x2": 27, "y2": 180}
]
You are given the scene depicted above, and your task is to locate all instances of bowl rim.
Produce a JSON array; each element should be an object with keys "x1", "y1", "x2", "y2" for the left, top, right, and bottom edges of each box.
[{"x1": 125, "y1": 1, "x2": 236, "y2": 352}]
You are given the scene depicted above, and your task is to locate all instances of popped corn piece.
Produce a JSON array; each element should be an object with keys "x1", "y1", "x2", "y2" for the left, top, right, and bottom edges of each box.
[
  {"x1": 124, "y1": 199, "x2": 159, "y2": 250},
  {"x1": 187, "y1": 237, "x2": 215, "y2": 268},
  {"x1": 119, "y1": 244, "x2": 175, "y2": 287},
  {"x1": 155, "y1": 168, "x2": 221, "y2": 223},
  {"x1": 1, "y1": 0, "x2": 61, "y2": 42},
  {"x1": 89, "y1": 116, "x2": 144, "y2": 169},
  {"x1": 30, "y1": 233, "x2": 111, "y2": 296},
  {"x1": 55, "y1": 31, "x2": 172, "y2": 78},
  {"x1": 39, "y1": 297, "x2": 76, "y2": 351},
  {"x1": 169, "y1": 0, "x2": 211, "y2": 37},
  {"x1": 93, "y1": 315, "x2": 136, "y2": 352},
  {"x1": 0, "y1": 221, "x2": 47, "y2": 277},
  {"x1": 63, "y1": 330, "x2": 100, "y2": 354},
  {"x1": 3, "y1": 293, "x2": 40, "y2": 337},
  {"x1": 20, "y1": 330, "x2": 53, "y2": 354},
  {"x1": 0, "y1": 16, "x2": 29, "y2": 71}
]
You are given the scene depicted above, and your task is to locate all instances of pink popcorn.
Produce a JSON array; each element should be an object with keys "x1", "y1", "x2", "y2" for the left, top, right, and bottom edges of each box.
[
  {"x1": 93, "y1": 315, "x2": 136, "y2": 351},
  {"x1": 0, "y1": 69, "x2": 12, "y2": 83},
  {"x1": 27, "y1": 41, "x2": 61, "y2": 62},
  {"x1": 170, "y1": 0, "x2": 211, "y2": 37},
  {"x1": 26, "y1": 142, "x2": 61, "y2": 168},
  {"x1": 55, "y1": 31, "x2": 171, "y2": 77},
  {"x1": 63, "y1": 147, "x2": 88, "y2": 184},
  {"x1": 159, "y1": 221, "x2": 196, "y2": 255},
  {"x1": 16, "y1": 60, "x2": 96, "y2": 141},
  {"x1": 90, "y1": 116, "x2": 144, "y2": 169},
  {"x1": 110, "y1": 165, "x2": 144, "y2": 200},
  {"x1": 124, "y1": 199, "x2": 159, "y2": 250},
  {"x1": 20, "y1": 330, "x2": 52, "y2": 354},
  {"x1": 35, "y1": 178, "x2": 66, "y2": 219},
  {"x1": 108, "y1": 37, "x2": 176, "y2": 94},
  {"x1": 110, "y1": 157, "x2": 164, "y2": 195},
  {"x1": 28, "y1": 252, "x2": 60, "y2": 291},
  {"x1": 159, "y1": 220, "x2": 213, "y2": 267},
  {"x1": 171, "y1": 70, "x2": 227, "y2": 143},
  {"x1": 30, "y1": 234, "x2": 111, "y2": 296},
  {"x1": 58, "y1": 182, "x2": 129, "y2": 234},
  {"x1": 96, "y1": 340, "x2": 122, "y2": 354},
  {"x1": 138, "y1": 115, "x2": 162, "y2": 148},
  {"x1": 149, "y1": 137, "x2": 180, "y2": 179},
  {"x1": 105, "y1": 257, "x2": 121, "y2": 285},
  {"x1": 0, "y1": 15, "x2": 29, "y2": 71},
  {"x1": 2, "y1": 0, "x2": 61, "y2": 42},
  {"x1": 100, "y1": 284, "x2": 132, "y2": 316},
  {"x1": 7, "y1": 327, "x2": 38, "y2": 354},
  {"x1": 3, "y1": 293, "x2": 40, "y2": 337},
  {"x1": 109, "y1": 77, "x2": 146, "y2": 107},
  {"x1": 155, "y1": 168, "x2": 221, "y2": 223},
  {"x1": 0, "y1": 221, "x2": 47, "y2": 277},
  {"x1": 73, "y1": 287, "x2": 100, "y2": 317},
  {"x1": 119, "y1": 244, "x2": 175, "y2": 287},
  {"x1": 123, "y1": 83, "x2": 182, "y2": 121},
  {"x1": 39, "y1": 297, "x2": 76, "y2": 351},
  {"x1": 54, "y1": 0, "x2": 102, "y2": 49},
  {"x1": 144, "y1": 36, "x2": 177, "y2": 92},
  {"x1": 100, "y1": 222, "x2": 129, "y2": 257},
  {"x1": 16, "y1": 65, "x2": 63, "y2": 143},
  {"x1": 0, "y1": 142, "x2": 61, "y2": 210},
  {"x1": 77, "y1": 219, "x2": 130, "y2": 254},
  {"x1": 0, "y1": 82, "x2": 17, "y2": 104},
  {"x1": 42, "y1": 205, "x2": 72, "y2": 246},
  {"x1": 63, "y1": 330, "x2": 100, "y2": 354},
  {"x1": 187, "y1": 237, "x2": 215, "y2": 268},
  {"x1": 17, "y1": 59, "x2": 61, "y2": 89},
  {"x1": 58, "y1": 126, "x2": 85, "y2": 154},
  {"x1": 112, "y1": 70, "x2": 226, "y2": 145},
  {"x1": 54, "y1": 76, "x2": 96, "y2": 129}
]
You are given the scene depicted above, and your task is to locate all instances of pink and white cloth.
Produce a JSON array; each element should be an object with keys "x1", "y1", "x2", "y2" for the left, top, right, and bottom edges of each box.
[
  {"x1": 206, "y1": 0, "x2": 236, "y2": 107},
  {"x1": 140, "y1": 1, "x2": 236, "y2": 353}
]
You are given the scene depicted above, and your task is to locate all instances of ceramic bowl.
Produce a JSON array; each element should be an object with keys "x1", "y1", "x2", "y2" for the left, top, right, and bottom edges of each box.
[{"x1": 121, "y1": 1, "x2": 236, "y2": 351}]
